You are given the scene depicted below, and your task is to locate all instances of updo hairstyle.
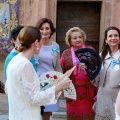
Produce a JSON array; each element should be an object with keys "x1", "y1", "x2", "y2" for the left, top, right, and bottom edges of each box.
[{"x1": 17, "y1": 26, "x2": 41, "y2": 52}]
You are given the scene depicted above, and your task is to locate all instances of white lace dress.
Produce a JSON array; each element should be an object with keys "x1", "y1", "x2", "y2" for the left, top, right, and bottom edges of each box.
[{"x1": 6, "y1": 53, "x2": 57, "y2": 120}]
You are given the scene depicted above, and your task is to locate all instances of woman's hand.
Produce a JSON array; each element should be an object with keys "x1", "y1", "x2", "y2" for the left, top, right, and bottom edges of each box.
[
  {"x1": 79, "y1": 62, "x2": 87, "y2": 70},
  {"x1": 55, "y1": 76, "x2": 71, "y2": 95}
]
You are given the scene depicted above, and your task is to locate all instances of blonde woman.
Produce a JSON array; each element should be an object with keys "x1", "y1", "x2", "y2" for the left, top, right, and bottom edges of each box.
[{"x1": 60, "y1": 27, "x2": 97, "y2": 120}]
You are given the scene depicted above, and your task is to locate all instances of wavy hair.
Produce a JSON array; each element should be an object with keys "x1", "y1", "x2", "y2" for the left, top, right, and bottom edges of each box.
[
  {"x1": 35, "y1": 18, "x2": 55, "y2": 39},
  {"x1": 101, "y1": 26, "x2": 120, "y2": 63},
  {"x1": 65, "y1": 27, "x2": 86, "y2": 46}
]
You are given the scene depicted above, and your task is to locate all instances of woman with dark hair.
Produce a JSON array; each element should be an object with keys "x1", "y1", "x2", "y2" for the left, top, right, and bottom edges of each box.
[
  {"x1": 5, "y1": 26, "x2": 71, "y2": 120},
  {"x1": 35, "y1": 18, "x2": 62, "y2": 120},
  {"x1": 94, "y1": 26, "x2": 120, "y2": 120}
]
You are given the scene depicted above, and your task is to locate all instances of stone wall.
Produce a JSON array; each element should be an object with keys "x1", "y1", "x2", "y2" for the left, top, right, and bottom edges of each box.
[{"x1": 1, "y1": 0, "x2": 120, "y2": 119}]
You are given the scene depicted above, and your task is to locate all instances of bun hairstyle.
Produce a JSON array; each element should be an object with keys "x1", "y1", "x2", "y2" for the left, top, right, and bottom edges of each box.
[{"x1": 16, "y1": 26, "x2": 41, "y2": 52}]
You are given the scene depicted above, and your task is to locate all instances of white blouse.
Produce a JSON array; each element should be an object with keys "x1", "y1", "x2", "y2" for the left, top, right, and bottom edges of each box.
[{"x1": 6, "y1": 53, "x2": 56, "y2": 120}]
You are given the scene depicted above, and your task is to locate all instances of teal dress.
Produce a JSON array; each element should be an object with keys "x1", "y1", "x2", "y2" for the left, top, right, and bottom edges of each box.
[
  {"x1": 4, "y1": 52, "x2": 18, "y2": 80},
  {"x1": 4, "y1": 52, "x2": 38, "y2": 80}
]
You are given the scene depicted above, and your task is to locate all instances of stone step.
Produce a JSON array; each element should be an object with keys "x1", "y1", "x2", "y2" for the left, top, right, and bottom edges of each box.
[
  {"x1": 0, "y1": 114, "x2": 8, "y2": 120},
  {"x1": 52, "y1": 112, "x2": 67, "y2": 120}
]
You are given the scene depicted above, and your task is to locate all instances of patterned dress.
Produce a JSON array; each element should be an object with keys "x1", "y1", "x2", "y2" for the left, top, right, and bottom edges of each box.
[{"x1": 60, "y1": 48, "x2": 97, "y2": 120}]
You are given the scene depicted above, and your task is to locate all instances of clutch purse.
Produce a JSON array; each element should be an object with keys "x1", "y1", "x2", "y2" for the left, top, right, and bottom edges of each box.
[{"x1": 39, "y1": 66, "x2": 76, "y2": 100}]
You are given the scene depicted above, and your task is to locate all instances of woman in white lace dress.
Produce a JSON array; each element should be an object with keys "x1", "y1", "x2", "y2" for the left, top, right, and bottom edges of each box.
[{"x1": 5, "y1": 26, "x2": 71, "y2": 120}]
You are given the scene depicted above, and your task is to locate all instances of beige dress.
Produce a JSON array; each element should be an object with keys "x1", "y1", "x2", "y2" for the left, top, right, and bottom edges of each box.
[{"x1": 95, "y1": 51, "x2": 120, "y2": 120}]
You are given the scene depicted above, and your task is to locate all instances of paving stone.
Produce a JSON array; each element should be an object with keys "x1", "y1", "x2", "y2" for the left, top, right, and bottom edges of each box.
[
  {"x1": 52, "y1": 112, "x2": 67, "y2": 120},
  {"x1": 0, "y1": 115, "x2": 8, "y2": 120},
  {"x1": 0, "y1": 93, "x2": 8, "y2": 120},
  {"x1": 0, "y1": 94, "x2": 8, "y2": 114},
  {"x1": 52, "y1": 98, "x2": 67, "y2": 120}
]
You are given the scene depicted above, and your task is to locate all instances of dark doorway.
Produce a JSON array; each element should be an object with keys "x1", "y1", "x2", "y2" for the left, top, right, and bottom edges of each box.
[{"x1": 57, "y1": 1, "x2": 101, "y2": 53}]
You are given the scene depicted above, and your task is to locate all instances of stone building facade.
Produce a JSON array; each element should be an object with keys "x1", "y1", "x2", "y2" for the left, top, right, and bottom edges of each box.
[{"x1": 19, "y1": 0, "x2": 120, "y2": 51}]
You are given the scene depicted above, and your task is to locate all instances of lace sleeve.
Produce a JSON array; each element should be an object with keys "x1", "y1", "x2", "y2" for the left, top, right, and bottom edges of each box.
[{"x1": 21, "y1": 62, "x2": 56, "y2": 106}]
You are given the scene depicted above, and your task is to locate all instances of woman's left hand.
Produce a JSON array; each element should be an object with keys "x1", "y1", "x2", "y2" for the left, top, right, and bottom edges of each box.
[{"x1": 80, "y1": 63, "x2": 87, "y2": 70}]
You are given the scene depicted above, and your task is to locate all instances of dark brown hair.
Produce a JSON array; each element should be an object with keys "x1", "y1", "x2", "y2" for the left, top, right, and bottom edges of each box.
[
  {"x1": 10, "y1": 25, "x2": 24, "y2": 47},
  {"x1": 35, "y1": 18, "x2": 56, "y2": 38},
  {"x1": 101, "y1": 26, "x2": 120, "y2": 63},
  {"x1": 17, "y1": 26, "x2": 41, "y2": 52}
]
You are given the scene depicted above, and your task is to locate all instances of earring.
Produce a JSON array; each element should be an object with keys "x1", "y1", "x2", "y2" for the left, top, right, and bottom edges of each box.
[{"x1": 106, "y1": 43, "x2": 108, "y2": 45}]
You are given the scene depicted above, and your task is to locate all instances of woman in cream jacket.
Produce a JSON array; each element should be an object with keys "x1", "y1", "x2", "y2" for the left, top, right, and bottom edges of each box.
[{"x1": 94, "y1": 26, "x2": 120, "y2": 120}]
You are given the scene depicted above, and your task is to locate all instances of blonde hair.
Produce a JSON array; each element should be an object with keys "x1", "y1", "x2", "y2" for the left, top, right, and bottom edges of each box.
[{"x1": 65, "y1": 27, "x2": 86, "y2": 46}]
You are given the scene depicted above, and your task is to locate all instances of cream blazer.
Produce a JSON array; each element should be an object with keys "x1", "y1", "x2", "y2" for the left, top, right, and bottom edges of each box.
[
  {"x1": 52, "y1": 41, "x2": 62, "y2": 72},
  {"x1": 93, "y1": 50, "x2": 120, "y2": 87}
]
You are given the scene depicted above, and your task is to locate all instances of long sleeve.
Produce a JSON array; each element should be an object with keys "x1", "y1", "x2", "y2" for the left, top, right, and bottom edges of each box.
[
  {"x1": 52, "y1": 41, "x2": 62, "y2": 73},
  {"x1": 21, "y1": 62, "x2": 57, "y2": 106},
  {"x1": 60, "y1": 51, "x2": 68, "y2": 73},
  {"x1": 6, "y1": 55, "x2": 57, "y2": 120}
]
